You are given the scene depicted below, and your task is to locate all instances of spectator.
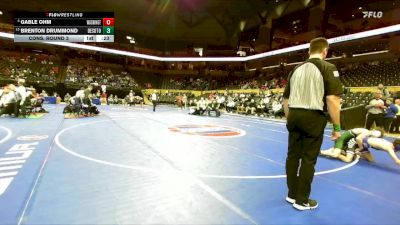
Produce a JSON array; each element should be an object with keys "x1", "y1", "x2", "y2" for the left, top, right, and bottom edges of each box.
[
  {"x1": 256, "y1": 100, "x2": 267, "y2": 116},
  {"x1": 40, "y1": 90, "x2": 48, "y2": 97},
  {"x1": 108, "y1": 94, "x2": 114, "y2": 105},
  {"x1": 365, "y1": 92, "x2": 386, "y2": 129},
  {"x1": 182, "y1": 94, "x2": 188, "y2": 109},
  {"x1": 15, "y1": 80, "x2": 27, "y2": 117},
  {"x1": 246, "y1": 99, "x2": 257, "y2": 115},
  {"x1": 383, "y1": 98, "x2": 398, "y2": 132},
  {"x1": 64, "y1": 93, "x2": 72, "y2": 103},
  {"x1": 271, "y1": 99, "x2": 284, "y2": 118},
  {"x1": 377, "y1": 83, "x2": 390, "y2": 100},
  {"x1": 226, "y1": 97, "x2": 236, "y2": 113},
  {"x1": 390, "y1": 99, "x2": 400, "y2": 134}
]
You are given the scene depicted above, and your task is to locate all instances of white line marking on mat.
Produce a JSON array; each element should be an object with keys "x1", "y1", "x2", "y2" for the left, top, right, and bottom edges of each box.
[
  {"x1": 194, "y1": 158, "x2": 359, "y2": 179},
  {"x1": 0, "y1": 126, "x2": 12, "y2": 144},
  {"x1": 56, "y1": 118, "x2": 258, "y2": 224},
  {"x1": 55, "y1": 119, "x2": 359, "y2": 179}
]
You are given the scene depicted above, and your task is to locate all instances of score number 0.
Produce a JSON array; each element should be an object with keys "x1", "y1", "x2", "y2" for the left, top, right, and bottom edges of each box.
[{"x1": 103, "y1": 18, "x2": 114, "y2": 26}]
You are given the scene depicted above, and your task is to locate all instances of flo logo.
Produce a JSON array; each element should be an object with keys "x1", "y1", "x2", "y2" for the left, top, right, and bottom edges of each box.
[
  {"x1": 169, "y1": 124, "x2": 245, "y2": 137},
  {"x1": 362, "y1": 11, "x2": 383, "y2": 18}
]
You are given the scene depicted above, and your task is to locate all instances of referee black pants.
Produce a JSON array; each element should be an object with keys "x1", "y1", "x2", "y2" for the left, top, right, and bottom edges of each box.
[{"x1": 286, "y1": 108, "x2": 327, "y2": 204}]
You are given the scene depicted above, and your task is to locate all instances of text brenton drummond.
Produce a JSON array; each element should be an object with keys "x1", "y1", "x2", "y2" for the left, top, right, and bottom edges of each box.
[{"x1": 20, "y1": 28, "x2": 79, "y2": 34}]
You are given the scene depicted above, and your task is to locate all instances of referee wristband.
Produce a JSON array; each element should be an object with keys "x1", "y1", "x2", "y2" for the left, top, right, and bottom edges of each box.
[{"x1": 333, "y1": 124, "x2": 341, "y2": 132}]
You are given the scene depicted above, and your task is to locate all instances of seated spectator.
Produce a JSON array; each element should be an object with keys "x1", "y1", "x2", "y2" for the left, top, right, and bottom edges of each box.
[
  {"x1": 245, "y1": 99, "x2": 257, "y2": 115},
  {"x1": 40, "y1": 90, "x2": 48, "y2": 97},
  {"x1": 124, "y1": 95, "x2": 131, "y2": 106},
  {"x1": 256, "y1": 101, "x2": 267, "y2": 117},
  {"x1": 217, "y1": 95, "x2": 226, "y2": 109},
  {"x1": 271, "y1": 100, "x2": 284, "y2": 118},
  {"x1": 114, "y1": 95, "x2": 120, "y2": 104},
  {"x1": 64, "y1": 93, "x2": 72, "y2": 103},
  {"x1": 236, "y1": 98, "x2": 247, "y2": 114},
  {"x1": 226, "y1": 97, "x2": 236, "y2": 113},
  {"x1": 108, "y1": 94, "x2": 114, "y2": 105},
  {"x1": 134, "y1": 96, "x2": 144, "y2": 108},
  {"x1": 96, "y1": 90, "x2": 101, "y2": 98}
]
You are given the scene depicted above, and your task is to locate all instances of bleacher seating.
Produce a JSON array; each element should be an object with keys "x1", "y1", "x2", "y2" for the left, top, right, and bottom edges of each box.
[
  {"x1": 0, "y1": 51, "x2": 59, "y2": 86},
  {"x1": 65, "y1": 61, "x2": 140, "y2": 90},
  {"x1": 340, "y1": 60, "x2": 400, "y2": 87}
]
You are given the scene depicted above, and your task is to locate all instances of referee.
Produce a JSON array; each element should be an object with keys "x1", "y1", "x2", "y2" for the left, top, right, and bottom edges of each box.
[
  {"x1": 283, "y1": 37, "x2": 343, "y2": 210},
  {"x1": 151, "y1": 90, "x2": 158, "y2": 112}
]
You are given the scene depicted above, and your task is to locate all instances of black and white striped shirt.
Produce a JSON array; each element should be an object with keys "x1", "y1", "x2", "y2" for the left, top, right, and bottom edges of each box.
[{"x1": 283, "y1": 58, "x2": 343, "y2": 111}]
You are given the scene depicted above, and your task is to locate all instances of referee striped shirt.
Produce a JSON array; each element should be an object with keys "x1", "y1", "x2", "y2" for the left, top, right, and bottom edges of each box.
[{"x1": 283, "y1": 58, "x2": 343, "y2": 111}]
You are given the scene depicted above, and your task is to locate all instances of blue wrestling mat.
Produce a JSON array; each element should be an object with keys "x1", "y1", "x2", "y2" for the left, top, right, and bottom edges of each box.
[{"x1": 0, "y1": 105, "x2": 399, "y2": 225}]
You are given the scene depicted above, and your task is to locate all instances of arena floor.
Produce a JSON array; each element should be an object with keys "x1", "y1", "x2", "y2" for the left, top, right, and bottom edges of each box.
[{"x1": 0, "y1": 104, "x2": 399, "y2": 225}]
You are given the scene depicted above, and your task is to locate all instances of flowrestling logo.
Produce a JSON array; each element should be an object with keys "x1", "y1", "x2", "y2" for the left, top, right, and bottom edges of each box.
[
  {"x1": 362, "y1": 11, "x2": 383, "y2": 18},
  {"x1": 168, "y1": 124, "x2": 245, "y2": 137}
]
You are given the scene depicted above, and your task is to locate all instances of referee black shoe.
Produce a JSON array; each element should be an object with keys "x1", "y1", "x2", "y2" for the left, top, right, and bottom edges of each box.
[
  {"x1": 293, "y1": 199, "x2": 318, "y2": 210},
  {"x1": 285, "y1": 196, "x2": 295, "y2": 204}
]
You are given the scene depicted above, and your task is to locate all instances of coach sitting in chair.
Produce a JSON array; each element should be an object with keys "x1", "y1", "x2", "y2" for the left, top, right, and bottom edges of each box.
[
  {"x1": 196, "y1": 97, "x2": 208, "y2": 115},
  {"x1": 83, "y1": 94, "x2": 100, "y2": 116},
  {"x1": 63, "y1": 96, "x2": 75, "y2": 114},
  {"x1": 207, "y1": 99, "x2": 221, "y2": 117},
  {"x1": 30, "y1": 89, "x2": 47, "y2": 113},
  {"x1": 70, "y1": 90, "x2": 85, "y2": 116},
  {"x1": 72, "y1": 90, "x2": 97, "y2": 116}
]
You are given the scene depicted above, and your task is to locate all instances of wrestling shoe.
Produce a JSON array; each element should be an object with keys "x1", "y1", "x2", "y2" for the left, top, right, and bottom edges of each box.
[
  {"x1": 293, "y1": 199, "x2": 318, "y2": 211},
  {"x1": 285, "y1": 196, "x2": 295, "y2": 204}
]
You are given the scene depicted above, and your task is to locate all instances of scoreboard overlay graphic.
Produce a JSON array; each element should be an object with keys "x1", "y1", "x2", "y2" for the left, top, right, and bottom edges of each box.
[{"x1": 14, "y1": 12, "x2": 114, "y2": 42}]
